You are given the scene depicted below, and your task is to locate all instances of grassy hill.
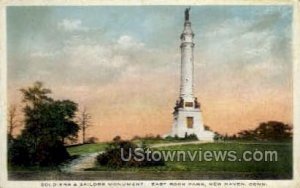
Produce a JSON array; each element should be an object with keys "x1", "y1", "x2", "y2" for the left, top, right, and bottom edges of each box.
[
  {"x1": 75, "y1": 140, "x2": 292, "y2": 179},
  {"x1": 9, "y1": 140, "x2": 292, "y2": 180}
]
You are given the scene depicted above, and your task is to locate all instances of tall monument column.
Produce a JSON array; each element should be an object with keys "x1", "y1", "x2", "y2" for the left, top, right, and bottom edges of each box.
[
  {"x1": 180, "y1": 8, "x2": 194, "y2": 103},
  {"x1": 168, "y1": 8, "x2": 214, "y2": 141}
]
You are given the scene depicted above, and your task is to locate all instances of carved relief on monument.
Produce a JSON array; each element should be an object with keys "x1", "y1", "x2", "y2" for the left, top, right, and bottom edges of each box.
[{"x1": 185, "y1": 102, "x2": 194, "y2": 107}]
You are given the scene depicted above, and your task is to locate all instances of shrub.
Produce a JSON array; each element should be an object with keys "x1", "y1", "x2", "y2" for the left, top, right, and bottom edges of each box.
[
  {"x1": 164, "y1": 134, "x2": 198, "y2": 141},
  {"x1": 35, "y1": 139, "x2": 70, "y2": 166},
  {"x1": 184, "y1": 133, "x2": 198, "y2": 140},
  {"x1": 8, "y1": 135, "x2": 70, "y2": 166},
  {"x1": 131, "y1": 135, "x2": 141, "y2": 141},
  {"x1": 96, "y1": 139, "x2": 164, "y2": 168},
  {"x1": 113, "y1": 136, "x2": 121, "y2": 142},
  {"x1": 164, "y1": 136, "x2": 174, "y2": 140},
  {"x1": 8, "y1": 136, "x2": 31, "y2": 166},
  {"x1": 86, "y1": 137, "x2": 98, "y2": 144}
]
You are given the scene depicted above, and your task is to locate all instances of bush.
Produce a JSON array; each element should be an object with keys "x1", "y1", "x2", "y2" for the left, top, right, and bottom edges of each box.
[
  {"x1": 131, "y1": 134, "x2": 163, "y2": 141},
  {"x1": 164, "y1": 134, "x2": 198, "y2": 141},
  {"x1": 8, "y1": 137, "x2": 32, "y2": 166},
  {"x1": 8, "y1": 135, "x2": 70, "y2": 166},
  {"x1": 131, "y1": 135, "x2": 141, "y2": 141},
  {"x1": 164, "y1": 136, "x2": 174, "y2": 140},
  {"x1": 86, "y1": 137, "x2": 98, "y2": 144},
  {"x1": 35, "y1": 139, "x2": 70, "y2": 166},
  {"x1": 96, "y1": 139, "x2": 164, "y2": 168},
  {"x1": 184, "y1": 133, "x2": 198, "y2": 140}
]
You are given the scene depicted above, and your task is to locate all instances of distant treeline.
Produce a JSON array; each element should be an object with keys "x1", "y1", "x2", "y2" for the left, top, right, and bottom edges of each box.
[{"x1": 214, "y1": 121, "x2": 292, "y2": 141}]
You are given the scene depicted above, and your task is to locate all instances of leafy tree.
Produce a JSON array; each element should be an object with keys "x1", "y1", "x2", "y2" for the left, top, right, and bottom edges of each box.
[
  {"x1": 9, "y1": 81, "x2": 80, "y2": 166},
  {"x1": 237, "y1": 121, "x2": 292, "y2": 141},
  {"x1": 254, "y1": 121, "x2": 292, "y2": 141}
]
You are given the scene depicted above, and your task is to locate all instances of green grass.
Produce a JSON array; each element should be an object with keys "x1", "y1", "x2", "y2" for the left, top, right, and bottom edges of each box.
[
  {"x1": 157, "y1": 142, "x2": 292, "y2": 172},
  {"x1": 132, "y1": 138, "x2": 191, "y2": 145},
  {"x1": 66, "y1": 139, "x2": 191, "y2": 156},
  {"x1": 66, "y1": 143, "x2": 108, "y2": 155},
  {"x1": 88, "y1": 141, "x2": 292, "y2": 178},
  {"x1": 8, "y1": 141, "x2": 292, "y2": 179}
]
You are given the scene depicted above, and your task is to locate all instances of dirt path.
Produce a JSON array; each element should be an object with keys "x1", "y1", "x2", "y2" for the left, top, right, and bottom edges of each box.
[{"x1": 60, "y1": 152, "x2": 102, "y2": 172}]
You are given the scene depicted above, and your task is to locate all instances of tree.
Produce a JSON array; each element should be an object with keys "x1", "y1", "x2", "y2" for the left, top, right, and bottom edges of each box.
[
  {"x1": 237, "y1": 130, "x2": 255, "y2": 140},
  {"x1": 77, "y1": 107, "x2": 92, "y2": 144},
  {"x1": 9, "y1": 81, "x2": 80, "y2": 166},
  {"x1": 254, "y1": 121, "x2": 292, "y2": 141},
  {"x1": 236, "y1": 121, "x2": 292, "y2": 141},
  {"x1": 20, "y1": 81, "x2": 52, "y2": 105},
  {"x1": 49, "y1": 100, "x2": 80, "y2": 143},
  {"x1": 8, "y1": 105, "x2": 21, "y2": 139}
]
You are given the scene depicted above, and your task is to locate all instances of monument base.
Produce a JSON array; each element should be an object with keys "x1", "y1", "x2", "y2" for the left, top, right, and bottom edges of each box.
[{"x1": 168, "y1": 108, "x2": 215, "y2": 141}]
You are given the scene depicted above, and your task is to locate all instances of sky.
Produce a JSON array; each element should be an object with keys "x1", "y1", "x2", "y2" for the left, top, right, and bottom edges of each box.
[{"x1": 7, "y1": 6, "x2": 293, "y2": 141}]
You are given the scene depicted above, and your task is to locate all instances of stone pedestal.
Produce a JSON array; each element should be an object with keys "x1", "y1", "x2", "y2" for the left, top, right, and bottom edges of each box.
[{"x1": 171, "y1": 99, "x2": 214, "y2": 141}]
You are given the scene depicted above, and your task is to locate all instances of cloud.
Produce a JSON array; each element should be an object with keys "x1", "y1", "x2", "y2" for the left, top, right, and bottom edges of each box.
[
  {"x1": 58, "y1": 19, "x2": 89, "y2": 32},
  {"x1": 61, "y1": 35, "x2": 146, "y2": 69},
  {"x1": 199, "y1": 13, "x2": 290, "y2": 70},
  {"x1": 117, "y1": 35, "x2": 144, "y2": 49},
  {"x1": 30, "y1": 51, "x2": 59, "y2": 58},
  {"x1": 25, "y1": 34, "x2": 157, "y2": 86}
]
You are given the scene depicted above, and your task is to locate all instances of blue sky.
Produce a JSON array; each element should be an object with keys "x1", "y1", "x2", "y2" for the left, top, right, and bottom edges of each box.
[
  {"x1": 8, "y1": 6, "x2": 291, "y2": 48},
  {"x1": 7, "y1": 6, "x2": 293, "y2": 140}
]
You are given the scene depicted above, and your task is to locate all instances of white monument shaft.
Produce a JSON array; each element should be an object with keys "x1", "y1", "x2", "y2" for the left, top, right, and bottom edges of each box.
[
  {"x1": 169, "y1": 8, "x2": 214, "y2": 141},
  {"x1": 180, "y1": 21, "x2": 194, "y2": 102}
]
